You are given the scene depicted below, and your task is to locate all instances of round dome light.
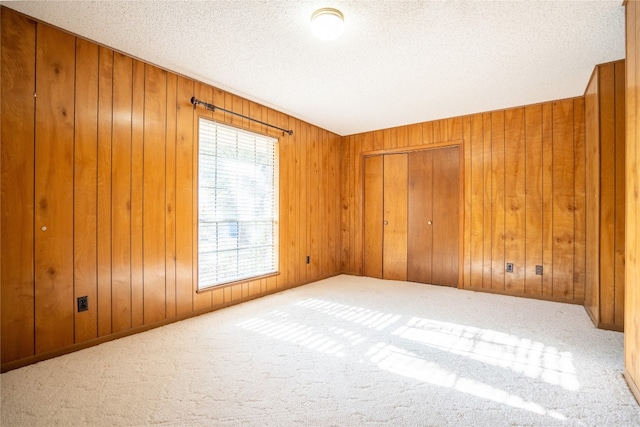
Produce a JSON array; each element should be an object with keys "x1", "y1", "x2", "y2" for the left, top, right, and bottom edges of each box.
[{"x1": 310, "y1": 8, "x2": 344, "y2": 41}]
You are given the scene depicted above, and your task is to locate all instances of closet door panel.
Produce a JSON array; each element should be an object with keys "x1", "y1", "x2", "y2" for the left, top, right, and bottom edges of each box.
[
  {"x1": 383, "y1": 154, "x2": 408, "y2": 280},
  {"x1": 364, "y1": 156, "x2": 384, "y2": 279},
  {"x1": 432, "y1": 146, "x2": 460, "y2": 287},
  {"x1": 408, "y1": 150, "x2": 433, "y2": 284}
]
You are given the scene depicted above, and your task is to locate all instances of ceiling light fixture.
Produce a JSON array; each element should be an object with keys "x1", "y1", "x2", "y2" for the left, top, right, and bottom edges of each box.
[{"x1": 310, "y1": 8, "x2": 344, "y2": 41}]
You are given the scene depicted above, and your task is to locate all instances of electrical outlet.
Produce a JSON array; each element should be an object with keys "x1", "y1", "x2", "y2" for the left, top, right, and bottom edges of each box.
[
  {"x1": 306, "y1": 255, "x2": 310, "y2": 264},
  {"x1": 506, "y1": 263, "x2": 514, "y2": 273},
  {"x1": 536, "y1": 265, "x2": 543, "y2": 275},
  {"x1": 77, "y1": 296, "x2": 88, "y2": 312}
]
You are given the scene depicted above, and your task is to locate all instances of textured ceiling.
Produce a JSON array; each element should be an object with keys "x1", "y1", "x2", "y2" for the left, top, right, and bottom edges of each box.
[{"x1": 4, "y1": 1, "x2": 625, "y2": 136}]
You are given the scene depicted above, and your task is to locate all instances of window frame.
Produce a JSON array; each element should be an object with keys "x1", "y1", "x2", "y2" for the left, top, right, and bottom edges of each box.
[{"x1": 196, "y1": 116, "x2": 280, "y2": 291}]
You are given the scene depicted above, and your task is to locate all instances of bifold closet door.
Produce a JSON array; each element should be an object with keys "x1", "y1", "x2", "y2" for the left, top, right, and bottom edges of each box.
[
  {"x1": 364, "y1": 155, "x2": 384, "y2": 279},
  {"x1": 382, "y1": 154, "x2": 408, "y2": 280},
  {"x1": 363, "y1": 154, "x2": 408, "y2": 280},
  {"x1": 407, "y1": 146, "x2": 459, "y2": 287}
]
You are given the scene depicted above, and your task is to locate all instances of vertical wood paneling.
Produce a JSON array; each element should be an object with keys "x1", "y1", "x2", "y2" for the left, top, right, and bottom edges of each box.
[
  {"x1": 1, "y1": 10, "x2": 36, "y2": 362},
  {"x1": 175, "y1": 76, "x2": 193, "y2": 315},
  {"x1": 287, "y1": 117, "x2": 299, "y2": 286},
  {"x1": 165, "y1": 72, "x2": 177, "y2": 319},
  {"x1": 408, "y1": 123, "x2": 422, "y2": 146},
  {"x1": 490, "y1": 111, "x2": 505, "y2": 291},
  {"x1": 278, "y1": 112, "x2": 290, "y2": 288},
  {"x1": 613, "y1": 61, "x2": 625, "y2": 328},
  {"x1": 345, "y1": 97, "x2": 584, "y2": 305},
  {"x1": 463, "y1": 117, "x2": 472, "y2": 290},
  {"x1": 142, "y1": 64, "x2": 167, "y2": 324},
  {"x1": 469, "y1": 114, "x2": 484, "y2": 289},
  {"x1": 482, "y1": 113, "x2": 492, "y2": 288},
  {"x1": 573, "y1": 97, "x2": 586, "y2": 303},
  {"x1": 111, "y1": 52, "x2": 133, "y2": 333},
  {"x1": 524, "y1": 105, "x2": 543, "y2": 295},
  {"x1": 584, "y1": 60, "x2": 625, "y2": 330},
  {"x1": 551, "y1": 99, "x2": 575, "y2": 299},
  {"x1": 97, "y1": 47, "x2": 114, "y2": 337},
  {"x1": 298, "y1": 121, "x2": 309, "y2": 283},
  {"x1": 363, "y1": 156, "x2": 384, "y2": 279},
  {"x1": 504, "y1": 108, "x2": 526, "y2": 294},
  {"x1": 624, "y1": 0, "x2": 640, "y2": 402},
  {"x1": 600, "y1": 63, "x2": 616, "y2": 324},
  {"x1": 309, "y1": 125, "x2": 320, "y2": 281},
  {"x1": 353, "y1": 134, "x2": 363, "y2": 275},
  {"x1": 130, "y1": 59, "x2": 145, "y2": 328},
  {"x1": 73, "y1": 38, "x2": 99, "y2": 343},
  {"x1": 541, "y1": 103, "x2": 555, "y2": 297},
  {"x1": 34, "y1": 24, "x2": 75, "y2": 353},
  {"x1": 1, "y1": 10, "x2": 343, "y2": 369}
]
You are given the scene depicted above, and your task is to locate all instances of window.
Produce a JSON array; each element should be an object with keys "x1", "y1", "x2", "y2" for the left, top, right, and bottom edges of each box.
[{"x1": 198, "y1": 118, "x2": 279, "y2": 290}]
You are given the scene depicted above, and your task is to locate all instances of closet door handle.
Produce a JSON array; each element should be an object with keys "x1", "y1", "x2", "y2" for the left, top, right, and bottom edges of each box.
[
  {"x1": 427, "y1": 220, "x2": 432, "y2": 225},
  {"x1": 384, "y1": 220, "x2": 389, "y2": 225}
]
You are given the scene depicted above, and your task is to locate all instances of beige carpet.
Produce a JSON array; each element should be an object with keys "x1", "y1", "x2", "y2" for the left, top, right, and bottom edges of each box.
[{"x1": 2, "y1": 275, "x2": 639, "y2": 426}]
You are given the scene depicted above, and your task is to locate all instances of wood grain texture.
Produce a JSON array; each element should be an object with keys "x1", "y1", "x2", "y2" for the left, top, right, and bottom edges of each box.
[
  {"x1": 165, "y1": 72, "x2": 177, "y2": 319},
  {"x1": 407, "y1": 150, "x2": 433, "y2": 284},
  {"x1": 490, "y1": 111, "x2": 505, "y2": 291},
  {"x1": 175, "y1": 77, "x2": 194, "y2": 315},
  {"x1": 431, "y1": 146, "x2": 460, "y2": 287},
  {"x1": 541, "y1": 103, "x2": 555, "y2": 298},
  {"x1": 74, "y1": 38, "x2": 99, "y2": 343},
  {"x1": 1, "y1": 9, "x2": 36, "y2": 362},
  {"x1": 383, "y1": 154, "x2": 408, "y2": 280},
  {"x1": 1, "y1": 10, "x2": 343, "y2": 369},
  {"x1": 111, "y1": 52, "x2": 133, "y2": 333},
  {"x1": 482, "y1": 114, "x2": 492, "y2": 289},
  {"x1": 614, "y1": 61, "x2": 625, "y2": 328},
  {"x1": 583, "y1": 61, "x2": 624, "y2": 330},
  {"x1": 524, "y1": 105, "x2": 543, "y2": 295},
  {"x1": 573, "y1": 98, "x2": 587, "y2": 301},
  {"x1": 624, "y1": 0, "x2": 640, "y2": 402},
  {"x1": 130, "y1": 59, "x2": 145, "y2": 328},
  {"x1": 344, "y1": 98, "x2": 585, "y2": 304},
  {"x1": 573, "y1": 97, "x2": 586, "y2": 304},
  {"x1": 34, "y1": 24, "x2": 75, "y2": 353},
  {"x1": 143, "y1": 64, "x2": 167, "y2": 324},
  {"x1": 469, "y1": 114, "x2": 484, "y2": 289},
  {"x1": 363, "y1": 156, "x2": 384, "y2": 279},
  {"x1": 97, "y1": 46, "x2": 113, "y2": 337},
  {"x1": 551, "y1": 99, "x2": 575, "y2": 300},
  {"x1": 504, "y1": 108, "x2": 526, "y2": 294},
  {"x1": 599, "y1": 63, "x2": 616, "y2": 325}
]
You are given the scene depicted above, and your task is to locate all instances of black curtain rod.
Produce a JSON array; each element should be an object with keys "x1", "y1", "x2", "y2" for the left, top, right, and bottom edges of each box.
[{"x1": 190, "y1": 96, "x2": 294, "y2": 136}]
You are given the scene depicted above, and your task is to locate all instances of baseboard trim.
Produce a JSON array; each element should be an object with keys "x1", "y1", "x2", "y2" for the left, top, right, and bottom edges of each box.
[
  {"x1": 624, "y1": 368, "x2": 640, "y2": 405},
  {"x1": 1, "y1": 275, "x2": 337, "y2": 373}
]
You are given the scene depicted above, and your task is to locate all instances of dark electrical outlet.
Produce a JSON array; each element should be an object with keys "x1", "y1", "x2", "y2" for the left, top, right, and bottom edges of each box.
[
  {"x1": 536, "y1": 265, "x2": 543, "y2": 275},
  {"x1": 77, "y1": 296, "x2": 88, "y2": 312},
  {"x1": 306, "y1": 255, "x2": 310, "y2": 264},
  {"x1": 506, "y1": 263, "x2": 514, "y2": 273}
]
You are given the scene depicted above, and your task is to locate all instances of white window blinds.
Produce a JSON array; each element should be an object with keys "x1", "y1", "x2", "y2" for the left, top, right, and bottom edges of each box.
[{"x1": 198, "y1": 118, "x2": 279, "y2": 289}]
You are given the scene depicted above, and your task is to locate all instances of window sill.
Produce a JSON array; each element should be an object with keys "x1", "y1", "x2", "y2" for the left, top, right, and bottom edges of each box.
[{"x1": 196, "y1": 271, "x2": 281, "y2": 294}]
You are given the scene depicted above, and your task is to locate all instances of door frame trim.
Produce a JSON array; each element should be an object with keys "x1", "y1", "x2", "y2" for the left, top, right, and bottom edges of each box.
[{"x1": 360, "y1": 140, "x2": 465, "y2": 288}]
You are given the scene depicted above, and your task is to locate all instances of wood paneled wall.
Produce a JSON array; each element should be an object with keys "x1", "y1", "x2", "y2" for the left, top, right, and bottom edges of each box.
[
  {"x1": 341, "y1": 99, "x2": 586, "y2": 303},
  {"x1": 0, "y1": 8, "x2": 342, "y2": 370},
  {"x1": 624, "y1": 0, "x2": 640, "y2": 405},
  {"x1": 584, "y1": 60, "x2": 626, "y2": 331}
]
